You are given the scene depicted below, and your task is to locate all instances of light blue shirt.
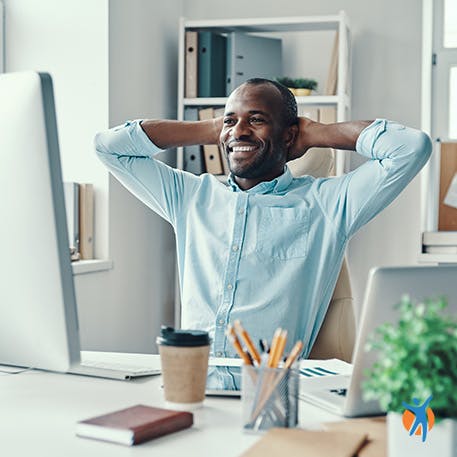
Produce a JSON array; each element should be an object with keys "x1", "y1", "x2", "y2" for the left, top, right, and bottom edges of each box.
[{"x1": 95, "y1": 119, "x2": 431, "y2": 389}]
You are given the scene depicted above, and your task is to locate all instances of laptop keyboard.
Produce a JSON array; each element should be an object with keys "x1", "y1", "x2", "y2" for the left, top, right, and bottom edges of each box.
[{"x1": 81, "y1": 359, "x2": 161, "y2": 375}]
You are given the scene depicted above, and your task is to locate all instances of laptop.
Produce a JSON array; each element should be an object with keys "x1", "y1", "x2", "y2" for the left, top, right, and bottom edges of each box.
[
  {"x1": 299, "y1": 265, "x2": 457, "y2": 416},
  {"x1": 0, "y1": 71, "x2": 162, "y2": 380}
]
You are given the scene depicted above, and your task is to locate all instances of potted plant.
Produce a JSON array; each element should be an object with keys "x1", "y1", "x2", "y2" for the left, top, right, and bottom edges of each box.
[
  {"x1": 293, "y1": 78, "x2": 318, "y2": 96},
  {"x1": 363, "y1": 296, "x2": 457, "y2": 457},
  {"x1": 275, "y1": 76, "x2": 297, "y2": 94}
]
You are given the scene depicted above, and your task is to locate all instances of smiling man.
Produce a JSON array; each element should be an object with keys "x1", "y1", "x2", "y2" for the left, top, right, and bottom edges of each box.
[{"x1": 95, "y1": 78, "x2": 431, "y2": 389}]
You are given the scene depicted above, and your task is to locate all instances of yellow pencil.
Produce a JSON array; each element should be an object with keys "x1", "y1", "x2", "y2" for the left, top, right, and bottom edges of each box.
[
  {"x1": 283, "y1": 340, "x2": 304, "y2": 369},
  {"x1": 233, "y1": 320, "x2": 262, "y2": 366},
  {"x1": 271, "y1": 329, "x2": 288, "y2": 368},
  {"x1": 267, "y1": 327, "x2": 282, "y2": 368},
  {"x1": 226, "y1": 324, "x2": 252, "y2": 365}
]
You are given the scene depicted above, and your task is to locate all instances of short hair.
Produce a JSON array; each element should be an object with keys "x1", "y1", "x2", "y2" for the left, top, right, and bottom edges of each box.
[{"x1": 244, "y1": 78, "x2": 298, "y2": 127}]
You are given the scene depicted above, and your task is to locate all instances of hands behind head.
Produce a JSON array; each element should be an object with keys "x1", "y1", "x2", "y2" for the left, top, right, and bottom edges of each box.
[{"x1": 287, "y1": 117, "x2": 316, "y2": 162}]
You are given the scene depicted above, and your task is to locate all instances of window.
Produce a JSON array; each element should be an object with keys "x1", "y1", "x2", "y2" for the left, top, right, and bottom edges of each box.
[
  {"x1": 444, "y1": 0, "x2": 457, "y2": 48},
  {"x1": 450, "y1": 66, "x2": 457, "y2": 139},
  {"x1": 432, "y1": 0, "x2": 457, "y2": 140},
  {"x1": 0, "y1": 1, "x2": 4, "y2": 73}
]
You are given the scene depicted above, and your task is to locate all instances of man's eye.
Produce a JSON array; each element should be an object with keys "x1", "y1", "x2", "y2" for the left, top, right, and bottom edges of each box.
[
  {"x1": 250, "y1": 117, "x2": 265, "y2": 124},
  {"x1": 223, "y1": 118, "x2": 235, "y2": 125}
]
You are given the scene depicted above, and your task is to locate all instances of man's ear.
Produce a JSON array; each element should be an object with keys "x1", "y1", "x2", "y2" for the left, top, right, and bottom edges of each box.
[{"x1": 284, "y1": 124, "x2": 298, "y2": 147}]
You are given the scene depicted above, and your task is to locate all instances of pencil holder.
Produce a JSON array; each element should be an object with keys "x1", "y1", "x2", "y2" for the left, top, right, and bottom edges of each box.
[{"x1": 241, "y1": 364, "x2": 299, "y2": 433}]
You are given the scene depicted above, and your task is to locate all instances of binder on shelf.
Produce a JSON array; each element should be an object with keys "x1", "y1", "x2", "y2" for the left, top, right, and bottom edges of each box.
[
  {"x1": 319, "y1": 107, "x2": 337, "y2": 124},
  {"x1": 213, "y1": 107, "x2": 230, "y2": 176},
  {"x1": 439, "y1": 142, "x2": 457, "y2": 231},
  {"x1": 185, "y1": 31, "x2": 198, "y2": 98},
  {"x1": 298, "y1": 106, "x2": 319, "y2": 122},
  {"x1": 226, "y1": 32, "x2": 282, "y2": 96},
  {"x1": 183, "y1": 107, "x2": 205, "y2": 175},
  {"x1": 423, "y1": 231, "x2": 457, "y2": 246},
  {"x1": 325, "y1": 31, "x2": 339, "y2": 96},
  {"x1": 64, "y1": 182, "x2": 80, "y2": 258},
  {"x1": 197, "y1": 32, "x2": 227, "y2": 97},
  {"x1": 79, "y1": 183, "x2": 94, "y2": 260},
  {"x1": 198, "y1": 107, "x2": 224, "y2": 175}
]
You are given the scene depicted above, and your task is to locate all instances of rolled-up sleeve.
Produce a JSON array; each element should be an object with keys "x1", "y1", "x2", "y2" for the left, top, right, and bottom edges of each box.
[
  {"x1": 95, "y1": 120, "x2": 199, "y2": 226},
  {"x1": 314, "y1": 119, "x2": 432, "y2": 238}
]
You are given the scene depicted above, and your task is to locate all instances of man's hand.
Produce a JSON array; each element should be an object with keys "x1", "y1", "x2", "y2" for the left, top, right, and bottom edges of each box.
[
  {"x1": 287, "y1": 118, "x2": 372, "y2": 162},
  {"x1": 287, "y1": 117, "x2": 318, "y2": 161}
]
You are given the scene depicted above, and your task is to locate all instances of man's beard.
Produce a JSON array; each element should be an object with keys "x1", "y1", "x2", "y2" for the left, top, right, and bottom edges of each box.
[{"x1": 227, "y1": 143, "x2": 286, "y2": 179}]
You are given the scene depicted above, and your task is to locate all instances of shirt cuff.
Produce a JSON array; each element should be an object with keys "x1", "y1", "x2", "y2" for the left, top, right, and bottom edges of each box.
[
  {"x1": 127, "y1": 119, "x2": 165, "y2": 157},
  {"x1": 355, "y1": 118, "x2": 387, "y2": 159}
]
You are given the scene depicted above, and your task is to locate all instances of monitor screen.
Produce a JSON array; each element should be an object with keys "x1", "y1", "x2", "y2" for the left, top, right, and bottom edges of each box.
[{"x1": 0, "y1": 71, "x2": 80, "y2": 371}]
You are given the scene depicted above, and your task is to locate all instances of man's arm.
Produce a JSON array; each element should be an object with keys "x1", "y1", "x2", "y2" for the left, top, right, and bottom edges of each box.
[
  {"x1": 294, "y1": 118, "x2": 432, "y2": 239},
  {"x1": 140, "y1": 117, "x2": 223, "y2": 149},
  {"x1": 288, "y1": 118, "x2": 372, "y2": 161},
  {"x1": 95, "y1": 119, "x2": 213, "y2": 225}
]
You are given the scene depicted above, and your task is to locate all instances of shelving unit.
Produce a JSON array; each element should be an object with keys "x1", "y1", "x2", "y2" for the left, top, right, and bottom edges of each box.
[
  {"x1": 176, "y1": 12, "x2": 352, "y2": 177},
  {"x1": 420, "y1": 0, "x2": 457, "y2": 264}
]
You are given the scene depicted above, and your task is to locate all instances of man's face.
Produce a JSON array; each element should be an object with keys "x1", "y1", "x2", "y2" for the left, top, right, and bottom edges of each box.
[{"x1": 219, "y1": 83, "x2": 294, "y2": 186}]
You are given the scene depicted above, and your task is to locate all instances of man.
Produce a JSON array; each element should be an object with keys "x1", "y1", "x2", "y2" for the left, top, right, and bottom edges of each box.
[{"x1": 95, "y1": 78, "x2": 431, "y2": 389}]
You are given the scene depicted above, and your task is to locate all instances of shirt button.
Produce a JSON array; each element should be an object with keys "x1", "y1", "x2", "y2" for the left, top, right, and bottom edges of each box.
[
  {"x1": 227, "y1": 283, "x2": 233, "y2": 290},
  {"x1": 218, "y1": 319, "x2": 225, "y2": 325},
  {"x1": 216, "y1": 351, "x2": 223, "y2": 357},
  {"x1": 232, "y1": 245, "x2": 238, "y2": 252},
  {"x1": 238, "y1": 209, "x2": 244, "y2": 215}
]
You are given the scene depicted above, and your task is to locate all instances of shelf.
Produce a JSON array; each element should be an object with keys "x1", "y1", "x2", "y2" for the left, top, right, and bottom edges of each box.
[
  {"x1": 72, "y1": 259, "x2": 113, "y2": 275},
  {"x1": 183, "y1": 14, "x2": 346, "y2": 33},
  {"x1": 417, "y1": 253, "x2": 457, "y2": 264},
  {"x1": 184, "y1": 95, "x2": 347, "y2": 107},
  {"x1": 178, "y1": 13, "x2": 351, "y2": 177}
]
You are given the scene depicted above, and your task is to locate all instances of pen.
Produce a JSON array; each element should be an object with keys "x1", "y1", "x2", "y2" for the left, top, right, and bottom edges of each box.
[
  {"x1": 233, "y1": 320, "x2": 262, "y2": 366},
  {"x1": 259, "y1": 338, "x2": 269, "y2": 354},
  {"x1": 226, "y1": 324, "x2": 252, "y2": 365}
]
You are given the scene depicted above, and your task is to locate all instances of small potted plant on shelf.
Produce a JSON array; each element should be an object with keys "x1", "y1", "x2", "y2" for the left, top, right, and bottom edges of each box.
[
  {"x1": 293, "y1": 78, "x2": 318, "y2": 96},
  {"x1": 275, "y1": 76, "x2": 297, "y2": 94},
  {"x1": 363, "y1": 296, "x2": 457, "y2": 457}
]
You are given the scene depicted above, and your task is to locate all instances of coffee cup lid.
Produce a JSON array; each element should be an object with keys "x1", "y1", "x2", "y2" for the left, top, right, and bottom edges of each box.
[{"x1": 156, "y1": 326, "x2": 211, "y2": 347}]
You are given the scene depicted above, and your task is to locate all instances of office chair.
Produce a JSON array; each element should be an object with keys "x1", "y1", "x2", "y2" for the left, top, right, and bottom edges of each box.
[{"x1": 288, "y1": 147, "x2": 356, "y2": 363}]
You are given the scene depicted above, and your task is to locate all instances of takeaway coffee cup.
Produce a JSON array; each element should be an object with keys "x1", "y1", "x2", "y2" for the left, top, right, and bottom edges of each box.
[{"x1": 156, "y1": 326, "x2": 211, "y2": 410}]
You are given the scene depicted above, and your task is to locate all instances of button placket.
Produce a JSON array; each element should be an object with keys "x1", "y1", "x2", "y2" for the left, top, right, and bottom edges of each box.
[{"x1": 213, "y1": 194, "x2": 248, "y2": 359}]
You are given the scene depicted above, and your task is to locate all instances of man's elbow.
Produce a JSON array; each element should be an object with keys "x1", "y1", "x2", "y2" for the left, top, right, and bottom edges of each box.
[
  {"x1": 414, "y1": 131, "x2": 433, "y2": 164},
  {"x1": 93, "y1": 131, "x2": 111, "y2": 158}
]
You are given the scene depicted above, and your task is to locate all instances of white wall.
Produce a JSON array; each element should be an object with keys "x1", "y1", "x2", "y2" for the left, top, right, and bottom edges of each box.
[
  {"x1": 77, "y1": 0, "x2": 182, "y2": 352},
  {"x1": 4, "y1": 0, "x2": 110, "y2": 258},
  {"x1": 183, "y1": 0, "x2": 425, "y2": 322},
  {"x1": 4, "y1": 0, "x2": 182, "y2": 352}
]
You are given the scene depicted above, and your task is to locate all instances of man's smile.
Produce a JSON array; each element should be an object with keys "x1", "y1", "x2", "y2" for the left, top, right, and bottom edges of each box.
[{"x1": 226, "y1": 141, "x2": 261, "y2": 157}]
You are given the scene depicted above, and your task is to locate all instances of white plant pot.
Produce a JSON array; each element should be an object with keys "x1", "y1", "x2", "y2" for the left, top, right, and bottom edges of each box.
[{"x1": 388, "y1": 412, "x2": 457, "y2": 457}]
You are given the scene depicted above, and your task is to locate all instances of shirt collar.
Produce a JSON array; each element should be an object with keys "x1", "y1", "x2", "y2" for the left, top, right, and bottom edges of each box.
[{"x1": 227, "y1": 166, "x2": 293, "y2": 194}]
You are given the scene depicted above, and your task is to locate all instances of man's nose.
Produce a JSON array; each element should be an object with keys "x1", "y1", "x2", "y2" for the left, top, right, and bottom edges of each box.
[{"x1": 231, "y1": 120, "x2": 251, "y2": 139}]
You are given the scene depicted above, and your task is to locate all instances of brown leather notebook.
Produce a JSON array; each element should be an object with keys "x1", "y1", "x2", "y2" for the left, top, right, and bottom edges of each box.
[
  {"x1": 239, "y1": 427, "x2": 367, "y2": 457},
  {"x1": 76, "y1": 404, "x2": 193, "y2": 446}
]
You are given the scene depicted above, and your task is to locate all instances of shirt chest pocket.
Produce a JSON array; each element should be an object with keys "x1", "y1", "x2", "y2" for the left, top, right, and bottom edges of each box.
[{"x1": 256, "y1": 207, "x2": 309, "y2": 260}]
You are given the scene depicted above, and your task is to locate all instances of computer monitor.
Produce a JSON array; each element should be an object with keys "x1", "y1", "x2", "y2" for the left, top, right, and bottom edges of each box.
[{"x1": 0, "y1": 71, "x2": 80, "y2": 371}]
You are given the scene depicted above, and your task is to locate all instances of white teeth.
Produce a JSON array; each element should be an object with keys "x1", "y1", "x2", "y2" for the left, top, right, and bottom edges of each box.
[{"x1": 232, "y1": 146, "x2": 256, "y2": 152}]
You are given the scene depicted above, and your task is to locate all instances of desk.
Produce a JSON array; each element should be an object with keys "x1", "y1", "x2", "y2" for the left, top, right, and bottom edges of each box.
[{"x1": 1, "y1": 357, "x2": 341, "y2": 457}]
